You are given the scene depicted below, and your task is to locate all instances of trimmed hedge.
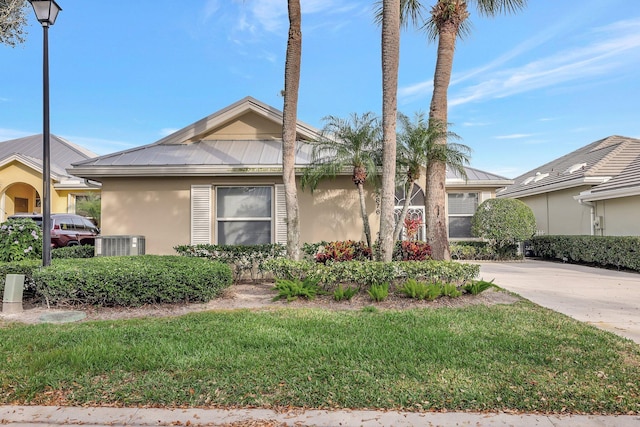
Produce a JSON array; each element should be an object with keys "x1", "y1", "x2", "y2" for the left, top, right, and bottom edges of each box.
[
  {"x1": 0, "y1": 260, "x2": 41, "y2": 294},
  {"x1": 261, "y1": 259, "x2": 479, "y2": 288},
  {"x1": 31, "y1": 255, "x2": 233, "y2": 307},
  {"x1": 450, "y1": 241, "x2": 520, "y2": 260},
  {"x1": 174, "y1": 244, "x2": 285, "y2": 281},
  {"x1": 530, "y1": 235, "x2": 640, "y2": 272},
  {"x1": 52, "y1": 245, "x2": 95, "y2": 259}
]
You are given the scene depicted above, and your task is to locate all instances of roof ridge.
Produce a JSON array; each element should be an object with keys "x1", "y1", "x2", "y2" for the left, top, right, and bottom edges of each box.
[{"x1": 588, "y1": 138, "x2": 640, "y2": 176}]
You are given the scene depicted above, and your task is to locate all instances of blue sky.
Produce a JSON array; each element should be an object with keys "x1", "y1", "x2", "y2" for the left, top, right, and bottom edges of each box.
[{"x1": 1, "y1": 0, "x2": 639, "y2": 178}]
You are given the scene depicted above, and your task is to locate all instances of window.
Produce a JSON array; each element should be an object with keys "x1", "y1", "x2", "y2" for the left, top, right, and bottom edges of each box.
[
  {"x1": 448, "y1": 193, "x2": 478, "y2": 238},
  {"x1": 216, "y1": 186, "x2": 272, "y2": 245},
  {"x1": 394, "y1": 183, "x2": 426, "y2": 241}
]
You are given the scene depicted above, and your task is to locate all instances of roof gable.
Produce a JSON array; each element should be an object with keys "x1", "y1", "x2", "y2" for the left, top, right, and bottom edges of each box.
[{"x1": 156, "y1": 96, "x2": 319, "y2": 145}]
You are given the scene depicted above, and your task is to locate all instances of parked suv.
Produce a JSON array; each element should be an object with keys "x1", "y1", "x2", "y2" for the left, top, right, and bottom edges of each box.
[{"x1": 8, "y1": 213, "x2": 100, "y2": 248}]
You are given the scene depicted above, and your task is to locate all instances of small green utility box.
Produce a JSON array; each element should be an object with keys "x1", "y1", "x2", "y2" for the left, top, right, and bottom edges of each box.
[{"x1": 2, "y1": 274, "x2": 25, "y2": 313}]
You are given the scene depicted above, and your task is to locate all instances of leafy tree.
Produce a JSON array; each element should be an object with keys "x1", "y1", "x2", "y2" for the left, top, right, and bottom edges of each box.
[
  {"x1": 394, "y1": 113, "x2": 470, "y2": 241},
  {"x1": 471, "y1": 198, "x2": 536, "y2": 255},
  {"x1": 76, "y1": 194, "x2": 101, "y2": 227},
  {"x1": 301, "y1": 112, "x2": 382, "y2": 248},
  {"x1": 281, "y1": 0, "x2": 302, "y2": 260},
  {"x1": 377, "y1": 0, "x2": 401, "y2": 261},
  {"x1": 1, "y1": 0, "x2": 28, "y2": 47}
]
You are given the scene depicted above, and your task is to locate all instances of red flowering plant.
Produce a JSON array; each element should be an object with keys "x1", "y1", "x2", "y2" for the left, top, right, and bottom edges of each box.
[
  {"x1": 315, "y1": 240, "x2": 372, "y2": 264},
  {"x1": 393, "y1": 240, "x2": 432, "y2": 261},
  {"x1": 403, "y1": 216, "x2": 423, "y2": 241}
]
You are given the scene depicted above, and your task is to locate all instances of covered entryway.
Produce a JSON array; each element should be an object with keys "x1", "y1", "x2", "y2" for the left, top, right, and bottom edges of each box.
[{"x1": 1, "y1": 183, "x2": 41, "y2": 221}]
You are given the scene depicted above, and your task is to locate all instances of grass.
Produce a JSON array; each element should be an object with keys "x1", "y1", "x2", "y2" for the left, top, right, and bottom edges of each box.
[{"x1": 1, "y1": 302, "x2": 639, "y2": 414}]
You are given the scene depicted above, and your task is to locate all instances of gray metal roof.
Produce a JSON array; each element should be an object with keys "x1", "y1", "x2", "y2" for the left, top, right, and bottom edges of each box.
[
  {"x1": 74, "y1": 139, "x2": 314, "y2": 168},
  {"x1": 497, "y1": 135, "x2": 640, "y2": 198},
  {"x1": 0, "y1": 134, "x2": 97, "y2": 178},
  {"x1": 447, "y1": 166, "x2": 512, "y2": 184}
]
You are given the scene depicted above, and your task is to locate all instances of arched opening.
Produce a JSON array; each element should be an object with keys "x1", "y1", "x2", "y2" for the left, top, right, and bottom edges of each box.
[
  {"x1": 1, "y1": 183, "x2": 41, "y2": 221},
  {"x1": 394, "y1": 183, "x2": 426, "y2": 241}
]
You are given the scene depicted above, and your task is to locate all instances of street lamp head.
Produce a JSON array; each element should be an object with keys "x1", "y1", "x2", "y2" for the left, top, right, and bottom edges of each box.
[{"x1": 28, "y1": 0, "x2": 62, "y2": 27}]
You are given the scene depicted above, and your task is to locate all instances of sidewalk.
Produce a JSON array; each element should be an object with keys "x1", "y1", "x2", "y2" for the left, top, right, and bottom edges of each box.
[{"x1": 2, "y1": 405, "x2": 640, "y2": 426}]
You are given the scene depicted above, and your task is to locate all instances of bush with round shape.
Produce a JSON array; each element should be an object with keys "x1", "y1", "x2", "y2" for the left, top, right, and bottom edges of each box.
[{"x1": 471, "y1": 198, "x2": 536, "y2": 256}]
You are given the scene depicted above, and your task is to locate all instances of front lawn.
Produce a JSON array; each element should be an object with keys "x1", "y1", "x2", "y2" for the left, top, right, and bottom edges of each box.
[{"x1": 1, "y1": 302, "x2": 639, "y2": 414}]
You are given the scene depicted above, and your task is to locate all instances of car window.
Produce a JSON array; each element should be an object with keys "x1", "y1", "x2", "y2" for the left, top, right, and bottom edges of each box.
[
  {"x1": 58, "y1": 217, "x2": 74, "y2": 231},
  {"x1": 72, "y1": 217, "x2": 86, "y2": 230}
]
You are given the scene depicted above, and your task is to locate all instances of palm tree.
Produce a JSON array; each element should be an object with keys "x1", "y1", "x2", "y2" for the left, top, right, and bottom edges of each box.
[
  {"x1": 301, "y1": 113, "x2": 382, "y2": 248},
  {"x1": 378, "y1": 0, "x2": 402, "y2": 261},
  {"x1": 378, "y1": 0, "x2": 527, "y2": 259},
  {"x1": 281, "y1": 0, "x2": 303, "y2": 260},
  {"x1": 393, "y1": 113, "x2": 470, "y2": 241}
]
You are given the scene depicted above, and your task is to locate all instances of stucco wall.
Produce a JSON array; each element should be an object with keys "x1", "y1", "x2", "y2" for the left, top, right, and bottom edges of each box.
[
  {"x1": 518, "y1": 186, "x2": 592, "y2": 235},
  {"x1": 596, "y1": 195, "x2": 640, "y2": 236},
  {"x1": 100, "y1": 175, "x2": 378, "y2": 255}
]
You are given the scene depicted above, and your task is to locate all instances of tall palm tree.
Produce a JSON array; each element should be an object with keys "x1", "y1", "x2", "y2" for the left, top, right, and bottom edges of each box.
[
  {"x1": 378, "y1": 0, "x2": 527, "y2": 260},
  {"x1": 393, "y1": 113, "x2": 470, "y2": 241},
  {"x1": 281, "y1": 0, "x2": 302, "y2": 260},
  {"x1": 301, "y1": 113, "x2": 382, "y2": 248},
  {"x1": 378, "y1": 0, "x2": 402, "y2": 261},
  {"x1": 426, "y1": 0, "x2": 526, "y2": 260}
]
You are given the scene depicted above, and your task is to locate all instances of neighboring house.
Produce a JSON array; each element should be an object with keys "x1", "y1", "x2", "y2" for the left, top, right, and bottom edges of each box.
[
  {"x1": 497, "y1": 135, "x2": 640, "y2": 236},
  {"x1": 0, "y1": 134, "x2": 100, "y2": 222},
  {"x1": 69, "y1": 97, "x2": 512, "y2": 255}
]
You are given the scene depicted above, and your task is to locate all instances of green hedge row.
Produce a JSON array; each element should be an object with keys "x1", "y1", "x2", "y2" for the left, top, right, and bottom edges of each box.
[
  {"x1": 30, "y1": 255, "x2": 232, "y2": 307},
  {"x1": 450, "y1": 241, "x2": 520, "y2": 260},
  {"x1": 174, "y1": 243, "x2": 285, "y2": 281},
  {"x1": 261, "y1": 259, "x2": 479, "y2": 287},
  {"x1": 530, "y1": 235, "x2": 640, "y2": 271}
]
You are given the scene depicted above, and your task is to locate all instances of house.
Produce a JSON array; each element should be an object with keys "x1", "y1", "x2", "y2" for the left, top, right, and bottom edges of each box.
[
  {"x1": 69, "y1": 97, "x2": 512, "y2": 255},
  {"x1": 497, "y1": 135, "x2": 640, "y2": 236},
  {"x1": 0, "y1": 134, "x2": 100, "y2": 222}
]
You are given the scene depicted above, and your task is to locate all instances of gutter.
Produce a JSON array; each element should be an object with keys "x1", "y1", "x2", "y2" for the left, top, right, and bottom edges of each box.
[{"x1": 576, "y1": 198, "x2": 595, "y2": 236}]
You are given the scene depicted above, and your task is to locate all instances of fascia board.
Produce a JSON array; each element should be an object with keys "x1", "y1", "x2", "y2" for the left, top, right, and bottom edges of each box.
[
  {"x1": 575, "y1": 186, "x2": 640, "y2": 202},
  {"x1": 68, "y1": 165, "x2": 354, "y2": 178},
  {"x1": 497, "y1": 177, "x2": 608, "y2": 199}
]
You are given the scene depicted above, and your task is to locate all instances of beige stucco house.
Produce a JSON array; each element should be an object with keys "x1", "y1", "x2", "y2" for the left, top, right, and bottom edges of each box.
[
  {"x1": 0, "y1": 134, "x2": 100, "y2": 222},
  {"x1": 69, "y1": 97, "x2": 512, "y2": 255},
  {"x1": 497, "y1": 135, "x2": 640, "y2": 236}
]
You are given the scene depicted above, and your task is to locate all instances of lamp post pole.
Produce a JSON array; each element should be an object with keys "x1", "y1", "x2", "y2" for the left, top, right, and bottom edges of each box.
[{"x1": 28, "y1": 0, "x2": 61, "y2": 267}]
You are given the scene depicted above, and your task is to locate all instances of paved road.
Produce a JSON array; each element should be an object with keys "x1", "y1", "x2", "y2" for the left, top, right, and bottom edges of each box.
[{"x1": 476, "y1": 259, "x2": 640, "y2": 343}]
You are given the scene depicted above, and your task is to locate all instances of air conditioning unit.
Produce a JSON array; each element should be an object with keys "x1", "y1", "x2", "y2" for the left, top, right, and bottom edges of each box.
[{"x1": 95, "y1": 235, "x2": 146, "y2": 257}]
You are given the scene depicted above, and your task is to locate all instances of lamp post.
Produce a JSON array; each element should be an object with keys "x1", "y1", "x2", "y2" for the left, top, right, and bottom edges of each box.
[{"x1": 28, "y1": 0, "x2": 61, "y2": 267}]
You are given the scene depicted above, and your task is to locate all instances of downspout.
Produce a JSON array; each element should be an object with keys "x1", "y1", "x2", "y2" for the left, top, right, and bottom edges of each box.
[{"x1": 577, "y1": 199, "x2": 595, "y2": 236}]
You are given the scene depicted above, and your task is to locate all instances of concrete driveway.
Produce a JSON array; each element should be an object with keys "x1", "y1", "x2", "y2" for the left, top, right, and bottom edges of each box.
[{"x1": 475, "y1": 260, "x2": 640, "y2": 344}]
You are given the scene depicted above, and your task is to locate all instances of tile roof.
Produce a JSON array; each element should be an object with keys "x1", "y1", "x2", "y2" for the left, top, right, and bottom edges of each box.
[{"x1": 497, "y1": 135, "x2": 640, "y2": 198}]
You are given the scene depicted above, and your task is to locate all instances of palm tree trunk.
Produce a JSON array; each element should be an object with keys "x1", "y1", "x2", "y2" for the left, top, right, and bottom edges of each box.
[
  {"x1": 393, "y1": 180, "x2": 414, "y2": 241},
  {"x1": 282, "y1": 0, "x2": 302, "y2": 260},
  {"x1": 379, "y1": 0, "x2": 401, "y2": 262},
  {"x1": 357, "y1": 182, "x2": 373, "y2": 248},
  {"x1": 426, "y1": 19, "x2": 458, "y2": 261}
]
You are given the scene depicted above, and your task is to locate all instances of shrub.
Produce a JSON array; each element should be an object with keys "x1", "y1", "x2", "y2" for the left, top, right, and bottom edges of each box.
[
  {"x1": 333, "y1": 284, "x2": 358, "y2": 301},
  {"x1": 272, "y1": 277, "x2": 323, "y2": 302},
  {"x1": 393, "y1": 240, "x2": 432, "y2": 261},
  {"x1": 397, "y1": 279, "x2": 429, "y2": 300},
  {"x1": 368, "y1": 283, "x2": 389, "y2": 302},
  {"x1": 530, "y1": 235, "x2": 640, "y2": 271},
  {"x1": 471, "y1": 199, "x2": 536, "y2": 256},
  {"x1": 31, "y1": 255, "x2": 233, "y2": 307},
  {"x1": 315, "y1": 240, "x2": 372, "y2": 263},
  {"x1": 175, "y1": 244, "x2": 285, "y2": 281},
  {"x1": 52, "y1": 245, "x2": 95, "y2": 259},
  {"x1": 442, "y1": 283, "x2": 462, "y2": 298},
  {"x1": 0, "y1": 218, "x2": 42, "y2": 262},
  {"x1": 261, "y1": 259, "x2": 480, "y2": 287},
  {"x1": 463, "y1": 279, "x2": 494, "y2": 295}
]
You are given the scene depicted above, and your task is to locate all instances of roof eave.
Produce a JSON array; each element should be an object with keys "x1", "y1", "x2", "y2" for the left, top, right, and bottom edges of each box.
[
  {"x1": 497, "y1": 177, "x2": 610, "y2": 199},
  {"x1": 575, "y1": 186, "x2": 640, "y2": 202}
]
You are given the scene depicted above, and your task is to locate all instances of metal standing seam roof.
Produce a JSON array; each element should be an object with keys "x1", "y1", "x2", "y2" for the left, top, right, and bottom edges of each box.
[
  {"x1": 497, "y1": 135, "x2": 640, "y2": 198},
  {"x1": 0, "y1": 134, "x2": 97, "y2": 179},
  {"x1": 72, "y1": 140, "x2": 314, "y2": 168}
]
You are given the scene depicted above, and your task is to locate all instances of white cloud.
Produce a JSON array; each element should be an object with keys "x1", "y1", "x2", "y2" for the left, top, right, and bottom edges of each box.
[{"x1": 495, "y1": 134, "x2": 532, "y2": 140}]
